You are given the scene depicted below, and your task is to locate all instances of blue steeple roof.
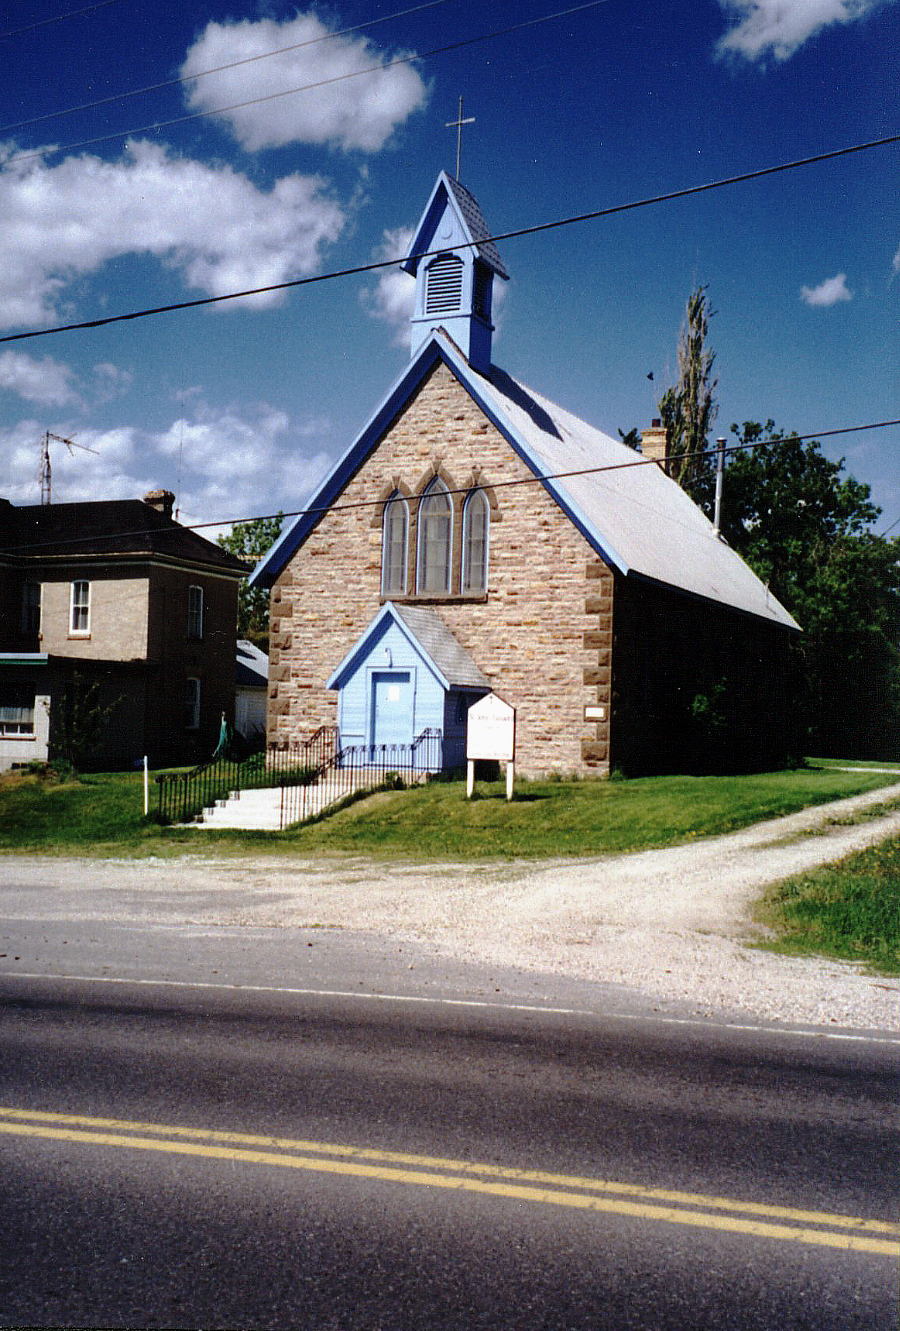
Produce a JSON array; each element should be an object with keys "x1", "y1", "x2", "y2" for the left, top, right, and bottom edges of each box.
[
  {"x1": 402, "y1": 171, "x2": 509, "y2": 280},
  {"x1": 401, "y1": 172, "x2": 509, "y2": 370}
]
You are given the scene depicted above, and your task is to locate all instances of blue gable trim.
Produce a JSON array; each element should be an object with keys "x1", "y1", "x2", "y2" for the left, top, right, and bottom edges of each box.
[
  {"x1": 326, "y1": 602, "x2": 451, "y2": 692},
  {"x1": 250, "y1": 340, "x2": 446, "y2": 587},
  {"x1": 251, "y1": 332, "x2": 631, "y2": 588}
]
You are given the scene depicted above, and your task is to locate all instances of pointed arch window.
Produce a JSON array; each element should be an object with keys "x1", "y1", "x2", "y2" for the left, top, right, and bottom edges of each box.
[
  {"x1": 462, "y1": 489, "x2": 489, "y2": 594},
  {"x1": 381, "y1": 492, "x2": 409, "y2": 596},
  {"x1": 417, "y1": 479, "x2": 453, "y2": 594},
  {"x1": 424, "y1": 254, "x2": 464, "y2": 315}
]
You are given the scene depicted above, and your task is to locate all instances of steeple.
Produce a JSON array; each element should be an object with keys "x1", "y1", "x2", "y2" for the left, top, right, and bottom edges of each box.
[{"x1": 402, "y1": 172, "x2": 509, "y2": 373}]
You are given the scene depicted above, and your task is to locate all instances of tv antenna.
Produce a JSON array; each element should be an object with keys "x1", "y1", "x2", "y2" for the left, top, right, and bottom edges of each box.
[{"x1": 39, "y1": 431, "x2": 99, "y2": 505}]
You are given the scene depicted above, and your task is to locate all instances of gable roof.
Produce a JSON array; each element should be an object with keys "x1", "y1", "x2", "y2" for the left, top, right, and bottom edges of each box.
[
  {"x1": 252, "y1": 333, "x2": 798, "y2": 631},
  {"x1": 0, "y1": 498, "x2": 247, "y2": 575},
  {"x1": 401, "y1": 171, "x2": 509, "y2": 280},
  {"x1": 326, "y1": 602, "x2": 490, "y2": 692},
  {"x1": 236, "y1": 639, "x2": 269, "y2": 688}
]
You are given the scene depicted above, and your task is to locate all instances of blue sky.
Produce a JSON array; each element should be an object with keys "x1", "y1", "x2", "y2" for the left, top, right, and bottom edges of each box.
[{"x1": 1, "y1": 0, "x2": 897, "y2": 535}]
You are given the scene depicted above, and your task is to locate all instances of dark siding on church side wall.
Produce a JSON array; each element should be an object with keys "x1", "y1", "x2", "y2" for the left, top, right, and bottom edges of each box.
[{"x1": 609, "y1": 575, "x2": 799, "y2": 776}]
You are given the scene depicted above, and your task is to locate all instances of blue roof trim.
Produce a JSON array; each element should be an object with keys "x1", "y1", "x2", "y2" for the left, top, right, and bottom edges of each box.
[
  {"x1": 250, "y1": 340, "x2": 447, "y2": 587},
  {"x1": 0, "y1": 652, "x2": 49, "y2": 665},
  {"x1": 401, "y1": 171, "x2": 508, "y2": 280},
  {"x1": 326, "y1": 602, "x2": 451, "y2": 692},
  {"x1": 251, "y1": 331, "x2": 632, "y2": 587}
]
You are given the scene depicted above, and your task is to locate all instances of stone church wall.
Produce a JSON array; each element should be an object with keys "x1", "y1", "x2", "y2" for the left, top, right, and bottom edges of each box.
[{"x1": 269, "y1": 362, "x2": 614, "y2": 776}]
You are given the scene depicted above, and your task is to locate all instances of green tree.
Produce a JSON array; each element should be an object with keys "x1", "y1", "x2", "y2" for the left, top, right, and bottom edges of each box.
[
  {"x1": 721, "y1": 422, "x2": 900, "y2": 758},
  {"x1": 51, "y1": 670, "x2": 123, "y2": 775},
  {"x1": 658, "y1": 285, "x2": 718, "y2": 504},
  {"x1": 218, "y1": 514, "x2": 283, "y2": 651}
]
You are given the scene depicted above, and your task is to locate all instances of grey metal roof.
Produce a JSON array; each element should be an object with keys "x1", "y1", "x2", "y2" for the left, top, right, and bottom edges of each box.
[
  {"x1": 444, "y1": 175, "x2": 510, "y2": 279},
  {"x1": 392, "y1": 603, "x2": 491, "y2": 688},
  {"x1": 235, "y1": 639, "x2": 268, "y2": 688},
  {"x1": 469, "y1": 361, "x2": 800, "y2": 631}
]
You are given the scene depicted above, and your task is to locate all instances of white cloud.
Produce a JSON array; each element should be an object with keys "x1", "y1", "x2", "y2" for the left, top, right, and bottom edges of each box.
[
  {"x1": 716, "y1": 0, "x2": 890, "y2": 61},
  {"x1": 361, "y1": 225, "x2": 509, "y2": 348},
  {"x1": 892, "y1": 244, "x2": 900, "y2": 277},
  {"x1": 0, "y1": 351, "x2": 77, "y2": 405},
  {"x1": 0, "y1": 399, "x2": 335, "y2": 523},
  {"x1": 361, "y1": 227, "x2": 416, "y2": 345},
  {"x1": 180, "y1": 13, "x2": 428, "y2": 153},
  {"x1": 801, "y1": 272, "x2": 853, "y2": 306},
  {"x1": 0, "y1": 140, "x2": 345, "y2": 329}
]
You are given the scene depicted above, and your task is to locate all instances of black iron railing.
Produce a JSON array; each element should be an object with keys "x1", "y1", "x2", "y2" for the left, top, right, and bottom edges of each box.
[
  {"x1": 155, "y1": 726, "x2": 338, "y2": 824},
  {"x1": 279, "y1": 728, "x2": 443, "y2": 829}
]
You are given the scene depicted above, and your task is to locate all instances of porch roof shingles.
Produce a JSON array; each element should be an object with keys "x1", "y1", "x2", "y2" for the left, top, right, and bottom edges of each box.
[{"x1": 393, "y1": 603, "x2": 490, "y2": 690}]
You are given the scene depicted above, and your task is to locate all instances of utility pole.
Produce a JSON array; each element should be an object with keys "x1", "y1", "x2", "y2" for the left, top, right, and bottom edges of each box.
[
  {"x1": 713, "y1": 436, "x2": 726, "y2": 535},
  {"x1": 39, "y1": 431, "x2": 99, "y2": 504}
]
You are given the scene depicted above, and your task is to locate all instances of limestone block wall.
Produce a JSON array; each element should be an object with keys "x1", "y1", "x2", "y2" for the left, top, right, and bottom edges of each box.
[
  {"x1": 39, "y1": 571, "x2": 150, "y2": 659},
  {"x1": 269, "y1": 363, "x2": 615, "y2": 775}
]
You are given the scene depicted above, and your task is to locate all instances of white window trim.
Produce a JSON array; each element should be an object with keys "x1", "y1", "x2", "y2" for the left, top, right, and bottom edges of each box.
[
  {"x1": 0, "y1": 687, "x2": 35, "y2": 737},
  {"x1": 185, "y1": 677, "x2": 201, "y2": 730},
  {"x1": 461, "y1": 489, "x2": 490, "y2": 595},
  {"x1": 416, "y1": 479, "x2": 453, "y2": 595},
  {"x1": 187, "y1": 584, "x2": 205, "y2": 640},
  {"x1": 381, "y1": 494, "x2": 409, "y2": 597},
  {"x1": 69, "y1": 580, "x2": 90, "y2": 636}
]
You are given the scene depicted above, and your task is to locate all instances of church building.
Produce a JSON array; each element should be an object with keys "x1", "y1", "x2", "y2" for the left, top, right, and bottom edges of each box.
[{"x1": 251, "y1": 172, "x2": 799, "y2": 777}]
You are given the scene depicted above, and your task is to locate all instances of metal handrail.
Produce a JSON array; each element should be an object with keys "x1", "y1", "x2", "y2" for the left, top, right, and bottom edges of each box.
[
  {"x1": 279, "y1": 729, "x2": 443, "y2": 829},
  {"x1": 155, "y1": 726, "x2": 338, "y2": 824}
]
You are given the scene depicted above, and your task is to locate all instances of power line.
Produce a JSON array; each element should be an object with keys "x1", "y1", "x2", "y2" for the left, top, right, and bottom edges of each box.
[
  {"x1": 1, "y1": 133, "x2": 897, "y2": 347},
  {"x1": 2, "y1": 0, "x2": 611, "y2": 166},
  {"x1": 4, "y1": 419, "x2": 897, "y2": 555},
  {"x1": 0, "y1": 0, "x2": 462, "y2": 134},
  {"x1": 0, "y1": 0, "x2": 127, "y2": 41}
]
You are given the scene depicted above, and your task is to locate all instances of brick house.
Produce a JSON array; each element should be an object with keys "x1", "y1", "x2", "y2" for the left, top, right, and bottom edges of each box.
[
  {"x1": 251, "y1": 173, "x2": 799, "y2": 777},
  {"x1": 0, "y1": 490, "x2": 246, "y2": 771}
]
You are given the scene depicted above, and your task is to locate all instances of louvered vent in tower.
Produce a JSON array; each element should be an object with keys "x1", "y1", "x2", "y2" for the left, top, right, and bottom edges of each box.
[{"x1": 425, "y1": 255, "x2": 464, "y2": 315}]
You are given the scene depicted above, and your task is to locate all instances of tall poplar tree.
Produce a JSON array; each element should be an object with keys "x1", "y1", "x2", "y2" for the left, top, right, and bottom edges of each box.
[{"x1": 658, "y1": 285, "x2": 718, "y2": 506}]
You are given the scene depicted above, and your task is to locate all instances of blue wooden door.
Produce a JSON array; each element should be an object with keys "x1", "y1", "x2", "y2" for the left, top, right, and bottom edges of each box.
[{"x1": 370, "y1": 671, "x2": 413, "y2": 750}]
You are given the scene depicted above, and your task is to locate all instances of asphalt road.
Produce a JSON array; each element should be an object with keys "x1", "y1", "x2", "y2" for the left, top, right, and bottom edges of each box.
[{"x1": 1, "y1": 911, "x2": 898, "y2": 1331}]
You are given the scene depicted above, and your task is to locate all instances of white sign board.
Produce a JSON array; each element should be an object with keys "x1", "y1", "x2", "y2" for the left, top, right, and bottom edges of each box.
[{"x1": 467, "y1": 693, "x2": 516, "y2": 762}]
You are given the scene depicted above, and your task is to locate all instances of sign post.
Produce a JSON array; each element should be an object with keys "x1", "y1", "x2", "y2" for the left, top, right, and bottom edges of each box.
[{"x1": 466, "y1": 693, "x2": 516, "y2": 801}]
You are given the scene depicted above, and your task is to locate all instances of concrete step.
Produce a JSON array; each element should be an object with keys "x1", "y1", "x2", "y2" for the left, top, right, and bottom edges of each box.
[{"x1": 190, "y1": 786, "x2": 284, "y2": 831}]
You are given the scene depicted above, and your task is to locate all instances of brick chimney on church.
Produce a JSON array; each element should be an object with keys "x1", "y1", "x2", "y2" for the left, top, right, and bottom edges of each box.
[
  {"x1": 143, "y1": 489, "x2": 175, "y2": 519},
  {"x1": 640, "y1": 419, "x2": 669, "y2": 474}
]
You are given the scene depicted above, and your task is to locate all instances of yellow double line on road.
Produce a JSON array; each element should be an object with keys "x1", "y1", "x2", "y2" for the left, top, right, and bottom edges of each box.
[{"x1": 2, "y1": 1107, "x2": 897, "y2": 1256}]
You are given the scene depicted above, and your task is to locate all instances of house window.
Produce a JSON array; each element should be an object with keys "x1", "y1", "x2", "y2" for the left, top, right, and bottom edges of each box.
[
  {"x1": 381, "y1": 494, "x2": 408, "y2": 596},
  {"x1": 461, "y1": 489, "x2": 489, "y2": 594},
  {"x1": 70, "y1": 580, "x2": 90, "y2": 635},
  {"x1": 184, "y1": 677, "x2": 201, "y2": 730},
  {"x1": 417, "y1": 479, "x2": 453, "y2": 594},
  {"x1": 424, "y1": 254, "x2": 464, "y2": 315},
  {"x1": 187, "y1": 585, "x2": 204, "y2": 640},
  {"x1": 21, "y1": 582, "x2": 41, "y2": 635},
  {"x1": 0, "y1": 686, "x2": 34, "y2": 736}
]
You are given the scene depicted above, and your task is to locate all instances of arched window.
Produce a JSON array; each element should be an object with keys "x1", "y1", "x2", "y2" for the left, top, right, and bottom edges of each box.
[
  {"x1": 462, "y1": 489, "x2": 489, "y2": 594},
  {"x1": 417, "y1": 478, "x2": 453, "y2": 594},
  {"x1": 424, "y1": 254, "x2": 464, "y2": 316},
  {"x1": 381, "y1": 492, "x2": 408, "y2": 596}
]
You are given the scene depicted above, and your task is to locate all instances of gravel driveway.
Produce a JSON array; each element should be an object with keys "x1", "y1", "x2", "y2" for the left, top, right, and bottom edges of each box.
[{"x1": 3, "y1": 783, "x2": 899, "y2": 1031}]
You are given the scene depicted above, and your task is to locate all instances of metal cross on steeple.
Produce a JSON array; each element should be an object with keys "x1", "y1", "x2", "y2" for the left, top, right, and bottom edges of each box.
[{"x1": 445, "y1": 96, "x2": 475, "y2": 180}]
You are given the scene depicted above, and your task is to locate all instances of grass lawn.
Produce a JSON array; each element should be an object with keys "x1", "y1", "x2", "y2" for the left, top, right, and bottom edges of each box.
[
  {"x1": 756, "y1": 835, "x2": 900, "y2": 974},
  {"x1": 1, "y1": 762, "x2": 898, "y2": 861}
]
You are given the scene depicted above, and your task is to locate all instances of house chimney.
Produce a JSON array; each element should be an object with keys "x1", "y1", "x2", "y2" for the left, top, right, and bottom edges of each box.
[
  {"x1": 143, "y1": 489, "x2": 175, "y2": 519},
  {"x1": 640, "y1": 419, "x2": 669, "y2": 474}
]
